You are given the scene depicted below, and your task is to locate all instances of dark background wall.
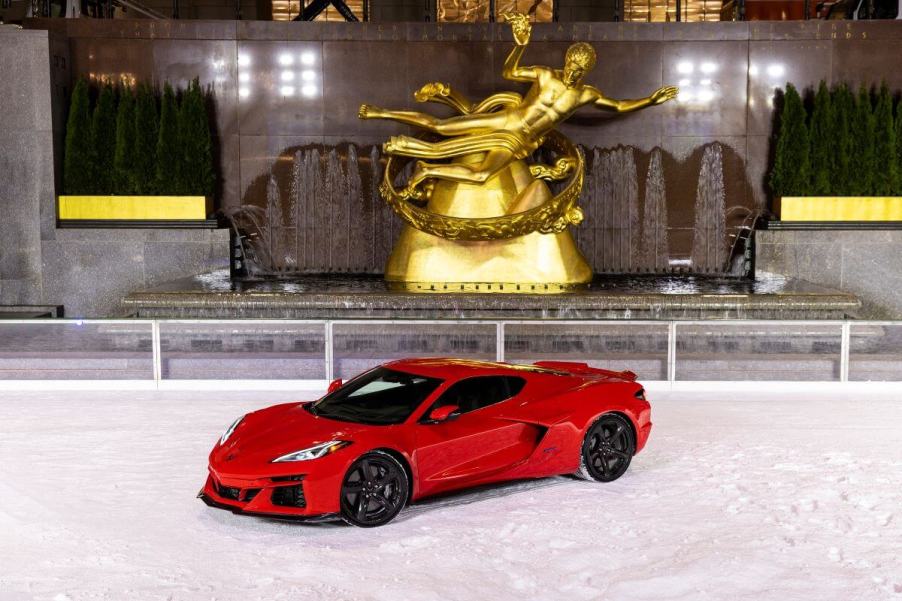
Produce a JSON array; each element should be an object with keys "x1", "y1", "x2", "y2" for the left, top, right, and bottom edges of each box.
[
  {"x1": 9, "y1": 19, "x2": 902, "y2": 313},
  {"x1": 28, "y1": 18, "x2": 902, "y2": 274}
]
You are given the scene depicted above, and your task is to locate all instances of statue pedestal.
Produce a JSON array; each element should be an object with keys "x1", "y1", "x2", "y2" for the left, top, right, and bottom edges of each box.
[{"x1": 385, "y1": 158, "x2": 592, "y2": 289}]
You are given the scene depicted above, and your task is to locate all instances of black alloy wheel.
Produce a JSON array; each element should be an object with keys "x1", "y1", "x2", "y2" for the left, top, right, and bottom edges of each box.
[
  {"x1": 340, "y1": 451, "x2": 409, "y2": 527},
  {"x1": 577, "y1": 413, "x2": 635, "y2": 482}
]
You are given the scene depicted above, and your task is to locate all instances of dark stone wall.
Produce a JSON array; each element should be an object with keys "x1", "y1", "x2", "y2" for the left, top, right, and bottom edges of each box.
[{"x1": 22, "y1": 19, "x2": 902, "y2": 277}]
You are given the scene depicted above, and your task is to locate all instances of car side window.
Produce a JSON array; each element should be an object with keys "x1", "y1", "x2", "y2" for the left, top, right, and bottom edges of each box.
[{"x1": 430, "y1": 376, "x2": 526, "y2": 415}]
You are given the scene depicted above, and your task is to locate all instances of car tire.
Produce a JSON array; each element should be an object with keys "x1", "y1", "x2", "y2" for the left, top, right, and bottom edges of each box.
[
  {"x1": 339, "y1": 451, "x2": 409, "y2": 527},
  {"x1": 576, "y1": 413, "x2": 635, "y2": 482}
]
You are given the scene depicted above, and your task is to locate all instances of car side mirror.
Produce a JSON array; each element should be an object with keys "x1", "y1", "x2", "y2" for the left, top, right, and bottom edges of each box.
[
  {"x1": 327, "y1": 378, "x2": 343, "y2": 394},
  {"x1": 426, "y1": 405, "x2": 460, "y2": 423}
]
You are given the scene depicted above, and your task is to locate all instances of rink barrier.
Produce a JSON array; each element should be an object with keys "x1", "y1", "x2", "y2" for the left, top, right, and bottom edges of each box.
[{"x1": 0, "y1": 319, "x2": 900, "y2": 390}]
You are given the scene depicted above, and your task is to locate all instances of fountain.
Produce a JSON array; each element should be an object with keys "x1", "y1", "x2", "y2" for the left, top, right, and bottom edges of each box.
[{"x1": 122, "y1": 13, "x2": 859, "y2": 320}]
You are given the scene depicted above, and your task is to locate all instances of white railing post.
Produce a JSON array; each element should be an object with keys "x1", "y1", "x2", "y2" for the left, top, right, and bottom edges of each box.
[
  {"x1": 324, "y1": 321, "x2": 334, "y2": 382},
  {"x1": 496, "y1": 322, "x2": 505, "y2": 362},
  {"x1": 668, "y1": 321, "x2": 677, "y2": 383},
  {"x1": 840, "y1": 321, "x2": 851, "y2": 383},
  {"x1": 151, "y1": 320, "x2": 162, "y2": 388}
]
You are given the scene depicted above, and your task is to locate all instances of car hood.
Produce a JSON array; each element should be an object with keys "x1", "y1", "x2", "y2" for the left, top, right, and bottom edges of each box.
[{"x1": 211, "y1": 402, "x2": 372, "y2": 469}]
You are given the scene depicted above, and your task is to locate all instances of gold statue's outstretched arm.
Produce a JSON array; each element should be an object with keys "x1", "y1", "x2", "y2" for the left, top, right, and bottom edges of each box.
[
  {"x1": 590, "y1": 85, "x2": 679, "y2": 113},
  {"x1": 501, "y1": 13, "x2": 538, "y2": 83}
]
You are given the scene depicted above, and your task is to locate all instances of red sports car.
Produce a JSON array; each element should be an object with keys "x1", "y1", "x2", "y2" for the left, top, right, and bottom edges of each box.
[{"x1": 199, "y1": 358, "x2": 652, "y2": 527}]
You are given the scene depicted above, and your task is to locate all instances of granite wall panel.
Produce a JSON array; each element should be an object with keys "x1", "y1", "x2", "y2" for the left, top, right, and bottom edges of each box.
[
  {"x1": 756, "y1": 231, "x2": 902, "y2": 320},
  {"x1": 0, "y1": 29, "x2": 53, "y2": 305},
  {"x1": 236, "y1": 40, "x2": 324, "y2": 136},
  {"x1": 41, "y1": 229, "x2": 230, "y2": 317},
  {"x1": 747, "y1": 39, "x2": 832, "y2": 137}
]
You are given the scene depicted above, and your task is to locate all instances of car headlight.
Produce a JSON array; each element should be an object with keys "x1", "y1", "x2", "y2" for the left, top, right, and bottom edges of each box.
[
  {"x1": 271, "y1": 440, "x2": 351, "y2": 463},
  {"x1": 219, "y1": 415, "x2": 245, "y2": 446}
]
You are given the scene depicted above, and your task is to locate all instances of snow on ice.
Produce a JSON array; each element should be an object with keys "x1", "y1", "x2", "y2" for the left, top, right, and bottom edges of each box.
[{"x1": 1, "y1": 389, "x2": 901, "y2": 600}]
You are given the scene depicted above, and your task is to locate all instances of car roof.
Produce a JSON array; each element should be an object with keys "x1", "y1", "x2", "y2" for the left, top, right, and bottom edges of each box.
[{"x1": 384, "y1": 358, "x2": 567, "y2": 380}]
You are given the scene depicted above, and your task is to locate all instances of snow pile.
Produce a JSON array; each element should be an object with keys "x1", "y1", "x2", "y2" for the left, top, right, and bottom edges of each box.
[{"x1": 1, "y1": 389, "x2": 901, "y2": 601}]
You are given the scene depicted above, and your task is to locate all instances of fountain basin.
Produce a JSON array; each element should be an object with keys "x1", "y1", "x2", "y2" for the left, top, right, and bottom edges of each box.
[{"x1": 122, "y1": 270, "x2": 860, "y2": 320}]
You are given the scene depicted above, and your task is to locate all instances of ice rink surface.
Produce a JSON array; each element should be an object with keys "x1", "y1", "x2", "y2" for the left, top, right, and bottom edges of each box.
[{"x1": 2, "y1": 388, "x2": 902, "y2": 601}]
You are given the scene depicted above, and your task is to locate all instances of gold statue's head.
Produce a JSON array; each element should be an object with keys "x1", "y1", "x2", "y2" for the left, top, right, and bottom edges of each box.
[{"x1": 563, "y1": 42, "x2": 596, "y2": 86}]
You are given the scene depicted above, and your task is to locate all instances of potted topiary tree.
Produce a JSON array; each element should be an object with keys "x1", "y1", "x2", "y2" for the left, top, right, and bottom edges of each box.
[{"x1": 58, "y1": 78, "x2": 214, "y2": 225}]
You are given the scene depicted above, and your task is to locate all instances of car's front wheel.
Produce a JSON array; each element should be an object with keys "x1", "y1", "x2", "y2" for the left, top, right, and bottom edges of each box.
[
  {"x1": 576, "y1": 413, "x2": 635, "y2": 482},
  {"x1": 340, "y1": 451, "x2": 409, "y2": 527}
]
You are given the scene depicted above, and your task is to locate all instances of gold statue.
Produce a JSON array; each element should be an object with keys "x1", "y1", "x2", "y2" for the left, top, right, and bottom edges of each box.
[{"x1": 360, "y1": 13, "x2": 677, "y2": 290}]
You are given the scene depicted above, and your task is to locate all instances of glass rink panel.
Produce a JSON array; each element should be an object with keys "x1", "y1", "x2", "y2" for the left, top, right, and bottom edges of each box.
[
  {"x1": 438, "y1": 0, "x2": 553, "y2": 22},
  {"x1": 331, "y1": 322, "x2": 497, "y2": 380},
  {"x1": 675, "y1": 323, "x2": 843, "y2": 381},
  {"x1": 849, "y1": 323, "x2": 902, "y2": 382},
  {"x1": 504, "y1": 322, "x2": 669, "y2": 381},
  {"x1": 0, "y1": 321, "x2": 153, "y2": 380},
  {"x1": 158, "y1": 322, "x2": 326, "y2": 380}
]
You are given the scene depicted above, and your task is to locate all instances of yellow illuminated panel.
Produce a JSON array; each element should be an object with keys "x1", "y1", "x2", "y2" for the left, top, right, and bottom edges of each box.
[
  {"x1": 623, "y1": 0, "x2": 725, "y2": 22},
  {"x1": 438, "y1": 0, "x2": 553, "y2": 22},
  {"x1": 59, "y1": 196, "x2": 211, "y2": 221},
  {"x1": 496, "y1": 0, "x2": 553, "y2": 21},
  {"x1": 781, "y1": 197, "x2": 902, "y2": 221}
]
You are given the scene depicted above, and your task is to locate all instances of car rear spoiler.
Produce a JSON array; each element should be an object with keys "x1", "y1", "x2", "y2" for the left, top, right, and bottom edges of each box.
[{"x1": 533, "y1": 361, "x2": 638, "y2": 381}]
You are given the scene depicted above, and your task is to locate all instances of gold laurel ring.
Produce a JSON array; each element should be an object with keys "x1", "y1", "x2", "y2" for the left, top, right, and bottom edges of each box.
[{"x1": 380, "y1": 130, "x2": 585, "y2": 241}]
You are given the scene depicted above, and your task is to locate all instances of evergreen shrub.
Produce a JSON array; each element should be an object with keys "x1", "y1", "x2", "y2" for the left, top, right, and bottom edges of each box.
[
  {"x1": 772, "y1": 80, "x2": 902, "y2": 199},
  {"x1": 62, "y1": 78, "x2": 216, "y2": 198}
]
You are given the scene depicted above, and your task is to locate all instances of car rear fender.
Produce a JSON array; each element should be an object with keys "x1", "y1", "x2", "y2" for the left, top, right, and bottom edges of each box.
[{"x1": 532, "y1": 361, "x2": 637, "y2": 381}]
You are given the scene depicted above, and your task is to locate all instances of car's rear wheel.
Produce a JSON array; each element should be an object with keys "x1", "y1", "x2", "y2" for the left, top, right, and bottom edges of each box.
[
  {"x1": 340, "y1": 451, "x2": 408, "y2": 527},
  {"x1": 577, "y1": 413, "x2": 635, "y2": 482}
]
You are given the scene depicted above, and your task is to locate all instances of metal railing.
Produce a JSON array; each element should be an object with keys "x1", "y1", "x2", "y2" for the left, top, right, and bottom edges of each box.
[{"x1": 0, "y1": 319, "x2": 900, "y2": 389}]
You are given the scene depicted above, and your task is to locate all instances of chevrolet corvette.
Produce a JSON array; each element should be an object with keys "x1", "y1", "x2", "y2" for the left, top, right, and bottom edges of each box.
[{"x1": 199, "y1": 358, "x2": 652, "y2": 527}]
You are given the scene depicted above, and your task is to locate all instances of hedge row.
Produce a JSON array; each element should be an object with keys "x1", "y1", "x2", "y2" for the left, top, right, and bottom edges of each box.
[
  {"x1": 63, "y1": 78, "x2": 214, "y2": 196},
  {"x1": 770, "y1": 82, "x2": 902, "y2": 198}
]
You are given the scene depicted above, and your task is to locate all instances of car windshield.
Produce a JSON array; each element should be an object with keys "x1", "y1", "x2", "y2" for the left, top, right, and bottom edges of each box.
[{"x1": 308, "y1": 367, "x2": 443, "y2": 425}]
